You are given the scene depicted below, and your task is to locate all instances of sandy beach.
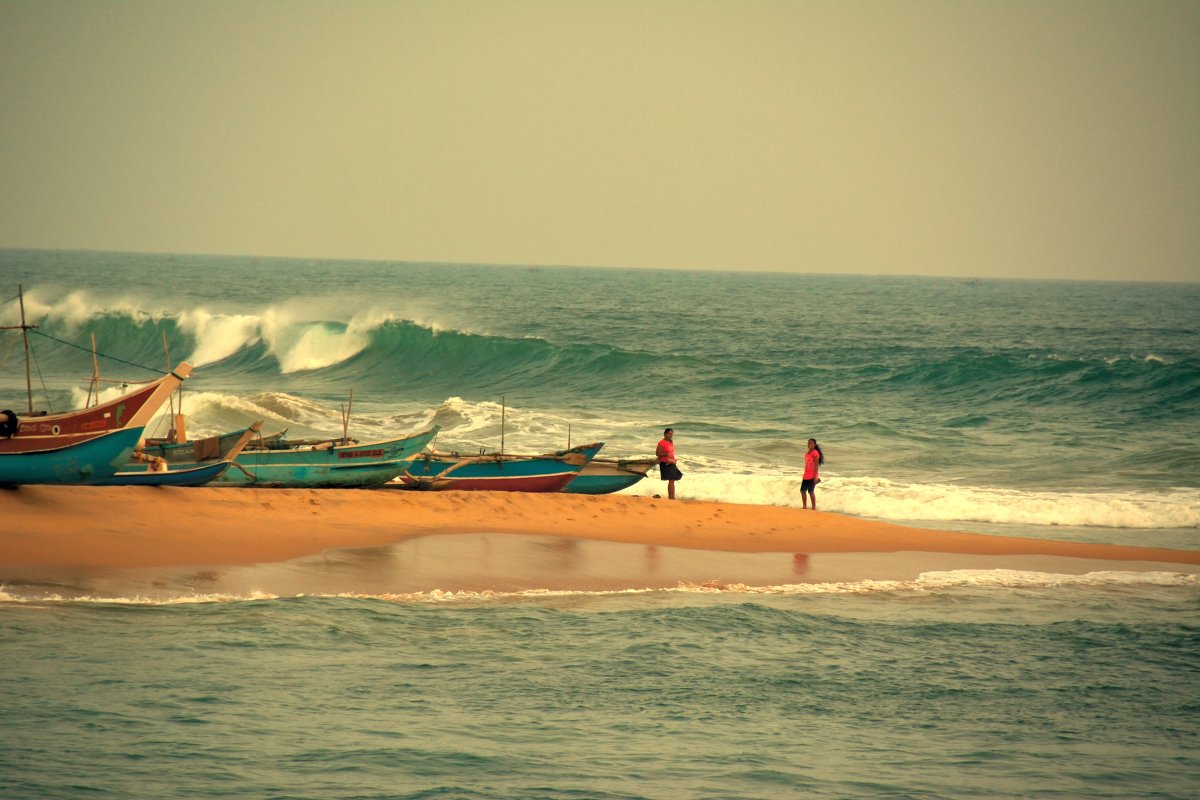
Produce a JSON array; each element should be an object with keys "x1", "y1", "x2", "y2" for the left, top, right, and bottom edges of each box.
[{"x1": 2, "y1": 486, "x2": 1196, "y2": 599}]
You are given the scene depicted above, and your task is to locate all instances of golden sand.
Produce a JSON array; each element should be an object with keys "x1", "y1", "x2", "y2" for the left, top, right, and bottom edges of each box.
[{"x1": 2, "y1": 485, "x2": 1196, "y2": 571}]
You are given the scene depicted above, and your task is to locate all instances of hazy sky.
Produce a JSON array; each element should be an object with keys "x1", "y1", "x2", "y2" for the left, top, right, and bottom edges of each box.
[{"x1": 1, "y1": 1, "x2": 1197, "y2": 280}]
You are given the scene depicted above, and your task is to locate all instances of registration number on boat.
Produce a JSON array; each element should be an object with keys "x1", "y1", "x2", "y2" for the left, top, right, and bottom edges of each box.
[{"x1": 339, "y1": 449, "x2": 384, "y2": 459}]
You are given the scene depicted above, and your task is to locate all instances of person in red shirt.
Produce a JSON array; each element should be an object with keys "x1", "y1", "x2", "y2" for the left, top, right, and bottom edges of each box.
[
  {"x1": 801, "y1": 438, "x2": 824, "y2": 510},
  {"x1": 656, "y1": 427, "x2": 683, "y2": 500}
]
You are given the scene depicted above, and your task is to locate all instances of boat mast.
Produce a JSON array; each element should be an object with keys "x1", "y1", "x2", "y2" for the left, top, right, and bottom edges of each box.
[
  {"x1": 162, "y1": 331, "x2": 180, "y2": 441},
  {"x1": 341, "y1": 389, "x2": 354, "y2": 445},
  {"x1": 0, "y1": 285, "x2": 38, "y2": 414},
  {"x1": 500, "y1": 395, "x2": 506, "y2": 454},
  {"x1": 86, "y1": 333, "x2": 100, "y2": 408}
]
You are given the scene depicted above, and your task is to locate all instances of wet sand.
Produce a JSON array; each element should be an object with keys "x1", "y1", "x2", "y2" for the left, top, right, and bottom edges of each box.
[{"x1": 1, "y1": 486, "x2": 1196, "y2": 598}]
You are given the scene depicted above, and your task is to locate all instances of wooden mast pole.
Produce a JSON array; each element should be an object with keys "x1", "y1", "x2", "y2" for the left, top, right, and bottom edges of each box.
[
  {"x1": 162, "y1": 330, "x2": 186, "y2": 443},
  {"x1": 341, "y1": 388, "x2": 354, "y2": 445},
  {"x1": 87, "y1": 333, "x2": 100, "y2": 408},
  {"x1": 9, "y1": 286, "x2": 36, "y2": 414},
  {"x1": 1, "y1": 285, "x2": 41, "y2": 415}
]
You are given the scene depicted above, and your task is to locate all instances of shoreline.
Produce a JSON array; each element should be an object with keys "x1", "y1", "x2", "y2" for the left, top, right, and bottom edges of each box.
[{"x1": 3, "y1": 485, "x2": 1197, "y2": 571}]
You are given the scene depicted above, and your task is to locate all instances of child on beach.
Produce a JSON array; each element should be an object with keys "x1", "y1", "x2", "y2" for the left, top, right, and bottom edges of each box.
[
  {"x1": 801, "y1": 438, "x2": 824, "y2": 509},
  {"x1": 656, "y1": 427, "x2": 683, "y2": 500}
]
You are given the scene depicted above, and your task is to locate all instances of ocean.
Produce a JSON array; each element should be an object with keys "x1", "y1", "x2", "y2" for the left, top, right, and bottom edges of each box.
[{"x1": 1, "y1": 248, "x2": 1198, "y2": 798}]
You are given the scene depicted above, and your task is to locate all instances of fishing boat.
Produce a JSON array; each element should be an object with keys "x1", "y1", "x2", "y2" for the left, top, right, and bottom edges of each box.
[
  {"x1": 562, "y1": 456, "x2": 657, "y2": 494},
  {"x1": 0, "y1": 425, "x2": 147, "y2": 485},
  {"x1": 90, "y1": 456, "x2": 237, "y2": 488},
  {"x1": 2, "y1": 285, "x2": 192, "y2": 482},
  {"x1": 0, "y1": 365, "x2": 192, "y2": 457},
  {"x1": 397, "y1": 441, "x2": 604, "y2": 492},
  {"x1": 141, "y1": 422, "x2": 264, "y2": 467},
  {"x1": 218, "y1": 426, "x2": 441, "y2": 488},
  {"x1": 93, "y1": 426, "x2": 261, "y2": 487}
]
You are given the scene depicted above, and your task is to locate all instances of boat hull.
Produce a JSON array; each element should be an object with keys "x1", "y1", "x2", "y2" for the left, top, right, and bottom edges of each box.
[
  {"x1": 220, "y1": 427, "x2": 439, "y2": 488},
  {"x1": 399, "y1": 443, "x2": 604, "y2": 492},
  {"x1": 562, "y1": 474, "x2": 646, "y2": 494},
  {"x1": 563, "y1": 457, "x2": 655, "y2": 494},
  {"x1": 92, "y1": 459, "x2": 234, "y2": 487},
  {"x1": 0, "y1": 426, "x2": 146, "y2": 485}
]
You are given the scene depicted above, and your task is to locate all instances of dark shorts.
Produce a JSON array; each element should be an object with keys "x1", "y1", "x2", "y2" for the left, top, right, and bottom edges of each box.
[
  {"x1": 659, "y1": 462, "x2": 683, "y2": 481},
  {"x1": 801, "y1": 478, "x2": 818, "y2": 492}
]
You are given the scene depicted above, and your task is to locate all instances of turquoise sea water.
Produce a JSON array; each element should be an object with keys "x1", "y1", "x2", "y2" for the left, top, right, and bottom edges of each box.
[{"x1": 2, "y1": 249, "x2": 1198, "y2": 798}]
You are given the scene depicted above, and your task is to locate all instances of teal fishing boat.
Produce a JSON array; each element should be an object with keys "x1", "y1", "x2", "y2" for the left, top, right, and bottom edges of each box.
[
  {"x1": 562, "y1": 456, "x2": 656, "y2": 494},
  {"x1": 91, "y1": 457, "x2": 237, "y2": 487},
  {"x1": 141, "y1": 422, "x2": 263, "y2": 466},
  {"x1": 397, "y1": 442, "x2": 604, "y2": 492},
  {"x1": 220, "y1": 426, "x2": 440, "y2": 488},
  {"x1": 0, "y1": 425, "x2": 146, "y2": 485}
]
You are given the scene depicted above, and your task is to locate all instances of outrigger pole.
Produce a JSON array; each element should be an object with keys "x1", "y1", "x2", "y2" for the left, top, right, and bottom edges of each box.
[{"x1": 162, "y1": 330, "x2": 186, "y2": 442}]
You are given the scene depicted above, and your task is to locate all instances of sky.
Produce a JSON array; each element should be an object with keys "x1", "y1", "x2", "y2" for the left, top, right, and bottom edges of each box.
[{"x1": 1, "y1": 1, "x2": 1197, "y2": 281}]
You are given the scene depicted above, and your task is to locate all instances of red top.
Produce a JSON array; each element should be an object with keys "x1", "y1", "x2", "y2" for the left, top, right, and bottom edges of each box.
[
  {"x1": 803, "y1": 448, "x2": 820, "y2": 480},
  {"x1": 656, "y1": 438, "x2": 676, "y2": 464}
]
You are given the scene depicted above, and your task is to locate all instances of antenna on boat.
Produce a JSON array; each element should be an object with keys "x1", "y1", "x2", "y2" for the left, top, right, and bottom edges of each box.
[
  {"x1": 0, "y1": 285, "x2": 38, "y2": 414},
  {"x1": 162, "y1": 330, "x2": 185, "y2": 443},
  {"x1": 85, "y1": 333, "x2": 100, "y2": 408}
]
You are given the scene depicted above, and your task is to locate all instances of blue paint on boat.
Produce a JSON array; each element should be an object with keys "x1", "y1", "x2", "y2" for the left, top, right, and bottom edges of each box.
[
  {"x1": 562, "y1": 457, "x2": 656, "y2": 494},
  {"x1": 92, "y1": 459, "x2": 235, "y2": 487},
  {"x1": 221, "y1": 426, "x2": 439, "y2": 488},
  {"x1": 0, "y1": 426, "x2": 146, "y2": 485},
  {"x1": 400, "y1": 442, "x2": 604, "y2": 492},
  {"x1": 142, "y1": 424, "x2": 261, "y2": 466},
  {"x1": 562, "y1": 473, "x2": 644, "y2": 495}
]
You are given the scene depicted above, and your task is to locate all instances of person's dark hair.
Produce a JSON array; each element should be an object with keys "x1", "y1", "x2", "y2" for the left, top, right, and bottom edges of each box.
[
  {"x1": 664, "y1": 427, "x2": 673, "y2": 436},
  {"x1": 809, "y1": 438, "x2": 825, "y2": 465}
]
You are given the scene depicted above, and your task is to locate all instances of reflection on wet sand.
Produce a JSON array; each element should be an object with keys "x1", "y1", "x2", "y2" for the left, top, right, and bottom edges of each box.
[{"x1": 3, "y1": 532, "x2": 1194, "y2": 603}]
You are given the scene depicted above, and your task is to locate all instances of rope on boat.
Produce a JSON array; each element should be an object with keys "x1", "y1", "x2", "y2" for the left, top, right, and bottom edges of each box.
[
  {"x1": 229, "y1": 461, "x2": 258, "y2": 482},
  {"x1": 27, "y1": 328, "x2": 169, "y2": 375}
]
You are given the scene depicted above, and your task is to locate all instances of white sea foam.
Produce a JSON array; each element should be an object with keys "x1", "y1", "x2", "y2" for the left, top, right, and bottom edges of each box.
[
  {"x1": 4, "y1": 570, "x2": 1192, "y2": 606},
  {"x1": 17, "y1": 288, "x2": 163, "y2": 328},
  {"x1": 0, "y1": 588, "x2": 281, "y2": 605},
  {"x1": 913, "y1": 569, "x2": 1196, "y2": 588},
  {"x1": 626, "y1": 472, "x2": 1200, "y2": 530},
  {"x1": 204, "y1": 391, "x2": 346, "y2": 431},
  {"x1": 16, "y1": 289, "x2": 414, "y2": 373},
  {"x1": 177, "y1": 310, "x2": 262, "y2": 366},
  {"x1": 167, "y1": 390, "x2": 431, "y2": 440},
  {"x1": 427, "y1": 396, "x2": 638, "y2": 454}
]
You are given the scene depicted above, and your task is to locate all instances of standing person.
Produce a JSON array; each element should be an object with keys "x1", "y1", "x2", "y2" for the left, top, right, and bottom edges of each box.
[
  {"x1": 656, "y1": 427, "x2": 683, "y2": 500},
  {"x1": 801, "y1": 438, "x2": 824, "y2": 510}
]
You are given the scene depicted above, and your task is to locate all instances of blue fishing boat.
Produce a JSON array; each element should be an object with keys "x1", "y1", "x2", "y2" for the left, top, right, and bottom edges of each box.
[
  {"x1": 141, "y1": 422, "x2": 263, "y2": 467},
  {"x1": 562, "y1": 456, "x2": 657, "y2": 494},
  {"x1": 219, "y1": 426, "x2": 440, "y2": 488},
  {"x1": 94, "y1": 426, "x2": 260, "y2": 487},
  {"x1": 91, "y1": 458, "x2": 237, "y2": 487},
  {"x1": 0, "y1": 425, "x2": 146, "y2": 485},
  {"x1": 397, "y1": 442, "x2": 604, "y2": 492}
]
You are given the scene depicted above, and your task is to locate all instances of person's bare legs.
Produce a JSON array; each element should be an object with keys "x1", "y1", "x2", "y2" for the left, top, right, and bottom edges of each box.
[{"x1": 668, "y1": 479, "x2": 676, "y2": 500}]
